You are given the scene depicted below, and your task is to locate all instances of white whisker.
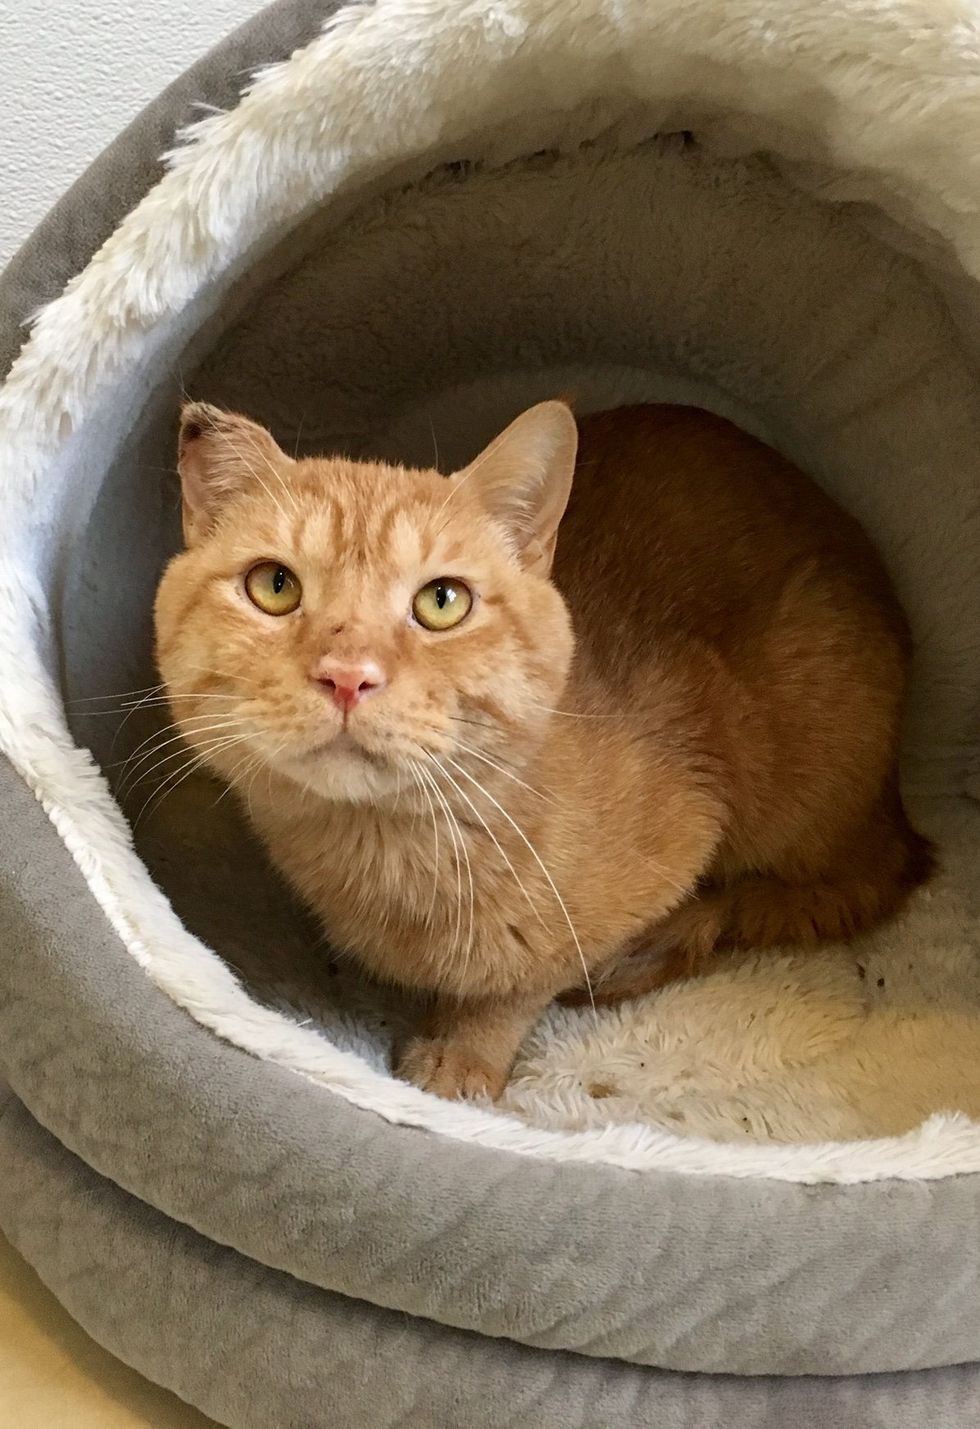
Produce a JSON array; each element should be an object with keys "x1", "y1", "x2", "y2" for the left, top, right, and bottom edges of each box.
[
  {"x1": 127, "y1": 727, "x2": 248, "y2": 794},
  {"x1": 421, "y1": 766, "x2": 476, "y2": 985},
  {"x1": 186, "y1": 663, "x2": 261, "y2": 687},
  {"x1": 76, "y1": 693, "x2": 242, "y2": 719},
  {"x1": 425, "y1": 753, "x2": 547, "y2": 935},
  {"x1": 244, "y1": 755, "x2": 268, "y2": 822},
  {"x1": 450, "y1": 737, "x2": 556, "y2": 805},
  {"x1": 408, "y1": 760, "x2": 441, "y2": 928},
  {"x1": 107, "y1": 685, "x2": 178, "y2": 754},
  {"x1": 418, "y1": 762, "x2": 463, "y2": 958},
  {"x1": 115, "y1": 716, "x2": 247, "y2": 796},
  {"x1": 136, "y1": 692, "x2": 241, "y2": 704},
  {"x1": 211, "y1": 741, "x2": 267, "y2": 809},
  {"x1": 118, "y1": 708, "x2": 247, "y2": 762},
  {"x1": 529, "y1": 703, "x2": 616, "y2": 720},
  {"x1": 69, "y1": 682, "x2": 167, "y2": 705},
  {"x1": 132, "y1": 731, "x2": 253, "y2": 829},
  {"x1": 441, "y1": 754, "x2": 596, "y2": 1016},
  {"x1": 419, "y1": 761, "x2": 474, "y2": 978}
]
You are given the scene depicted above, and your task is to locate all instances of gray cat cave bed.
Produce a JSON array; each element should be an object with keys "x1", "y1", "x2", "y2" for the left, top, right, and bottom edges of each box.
[{"x1": 5, "y1": 1, "x2": 980, "y2": 1424}]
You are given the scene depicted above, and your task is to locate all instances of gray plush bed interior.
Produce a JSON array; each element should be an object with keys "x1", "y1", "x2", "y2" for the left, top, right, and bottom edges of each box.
[{"x1": 63, "y1": 126, "x2": 980, "y2": 1147}]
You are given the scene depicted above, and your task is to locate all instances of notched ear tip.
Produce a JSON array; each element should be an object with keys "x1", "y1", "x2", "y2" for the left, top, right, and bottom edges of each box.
[{"x1": 179, "y1": 400, "x2": 225, "y2": 445}]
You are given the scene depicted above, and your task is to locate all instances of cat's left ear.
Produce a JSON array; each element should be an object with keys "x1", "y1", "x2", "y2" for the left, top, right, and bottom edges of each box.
[
  {"x1": 177, "y1": 402, "x2": 292, "y2": 544},
  {"x1": 459, "y1": 401, "x2": 578, "y2": 574}
]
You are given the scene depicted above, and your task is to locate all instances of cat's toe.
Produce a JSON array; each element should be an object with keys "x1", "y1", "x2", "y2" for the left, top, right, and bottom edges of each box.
[{"x1": 396, "y1": 1039, "x2": 506, "y2": 1101}]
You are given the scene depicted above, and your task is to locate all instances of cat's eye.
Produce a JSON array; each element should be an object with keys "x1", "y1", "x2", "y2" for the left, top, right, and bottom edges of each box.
[
  {"x1": 245, "y1": 561, "x2": 302, "y2": 616},
  {"x1": 412, "y1": 578, "x2": 473, "y2": 631}
]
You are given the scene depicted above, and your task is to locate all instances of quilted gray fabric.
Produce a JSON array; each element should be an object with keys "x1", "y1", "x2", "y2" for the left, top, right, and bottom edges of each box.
[
  {"x1": 4, "y1": 752, "x2": 980, "y2": 1380},
  {"x1": 4, "y1": 1087, "x2": 980, "y2": 1429}
]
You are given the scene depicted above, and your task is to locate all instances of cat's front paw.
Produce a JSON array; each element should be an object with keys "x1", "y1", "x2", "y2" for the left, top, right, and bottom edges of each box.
[{"x1": 396, "y1": 1037, "x2": 508, "y2": 1102}]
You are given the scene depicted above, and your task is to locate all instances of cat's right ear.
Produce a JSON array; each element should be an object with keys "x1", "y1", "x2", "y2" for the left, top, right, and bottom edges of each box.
[{"x1": 177, "y1": 402, "x2": 291, "y2": 544}]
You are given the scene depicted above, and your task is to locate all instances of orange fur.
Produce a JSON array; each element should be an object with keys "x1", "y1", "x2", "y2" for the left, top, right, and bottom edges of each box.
[{"x1": 154, "y1": 401, "x2": 931, "y2": 1099}]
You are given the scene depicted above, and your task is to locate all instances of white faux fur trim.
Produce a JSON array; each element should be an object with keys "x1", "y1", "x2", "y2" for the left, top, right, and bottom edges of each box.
[{"x1": 5, "y1": 0, "x2": 980, "y2": 1183}]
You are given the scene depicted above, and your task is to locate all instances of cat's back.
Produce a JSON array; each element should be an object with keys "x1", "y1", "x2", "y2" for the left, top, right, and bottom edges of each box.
[{"x1": 554, "y1": 403, "x2": 905, "y2": 660}]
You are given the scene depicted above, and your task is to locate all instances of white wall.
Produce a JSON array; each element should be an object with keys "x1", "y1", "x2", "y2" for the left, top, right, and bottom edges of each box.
[{"x1": 0, "y1": 0, "x2": 266, "y2": 268}]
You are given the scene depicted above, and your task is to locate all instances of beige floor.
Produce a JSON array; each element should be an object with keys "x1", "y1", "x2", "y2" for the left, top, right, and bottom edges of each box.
[{"x1": 0, "y1": 1232, "x2": 216, "y2": 1428}]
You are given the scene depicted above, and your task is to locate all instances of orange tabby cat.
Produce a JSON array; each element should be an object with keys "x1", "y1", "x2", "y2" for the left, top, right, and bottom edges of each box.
[{"x1": 154, "y1": 400, "x2": 931, "y2": 1100}]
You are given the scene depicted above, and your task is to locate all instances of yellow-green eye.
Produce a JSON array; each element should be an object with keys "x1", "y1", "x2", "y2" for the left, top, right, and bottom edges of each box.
[
  {"x1": 412, "y1": 578, "x2": 473, "y2": 631},
  {"x1": 244, "y1": 561, "x2": 302, "y2": 616}
]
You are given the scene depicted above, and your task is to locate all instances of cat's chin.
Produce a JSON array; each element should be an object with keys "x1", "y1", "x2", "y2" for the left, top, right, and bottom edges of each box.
[{"x1": 277, "y1": 733, "x2": 400, "y2": 805}]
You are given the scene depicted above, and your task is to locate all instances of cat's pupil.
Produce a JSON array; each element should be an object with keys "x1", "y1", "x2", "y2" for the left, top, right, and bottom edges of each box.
[
  {"x1": 436, "y1": 584, "x2": 450, "y2": 609},
  {"x1": 273, "y1": 568, "x2": 286, "y2": 594}
]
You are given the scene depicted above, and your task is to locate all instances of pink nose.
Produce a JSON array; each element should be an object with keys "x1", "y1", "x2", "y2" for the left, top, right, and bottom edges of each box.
[{"x1": 313, "y1": 657, "x2": 386, "y2": 714}]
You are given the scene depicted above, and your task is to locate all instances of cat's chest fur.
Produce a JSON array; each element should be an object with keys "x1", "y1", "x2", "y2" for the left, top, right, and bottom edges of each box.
[
  {"x1": 247, "y1": 782, "x2": 563, "y2": 999},
  {"x1": 245, "y1": 728, "x2": 704, "y2": 1005}
]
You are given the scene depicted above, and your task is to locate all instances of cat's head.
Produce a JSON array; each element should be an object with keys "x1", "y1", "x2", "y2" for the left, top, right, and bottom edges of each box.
[{"x1": 154, "y1": 401, "x2": 577, "y2": 805}]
